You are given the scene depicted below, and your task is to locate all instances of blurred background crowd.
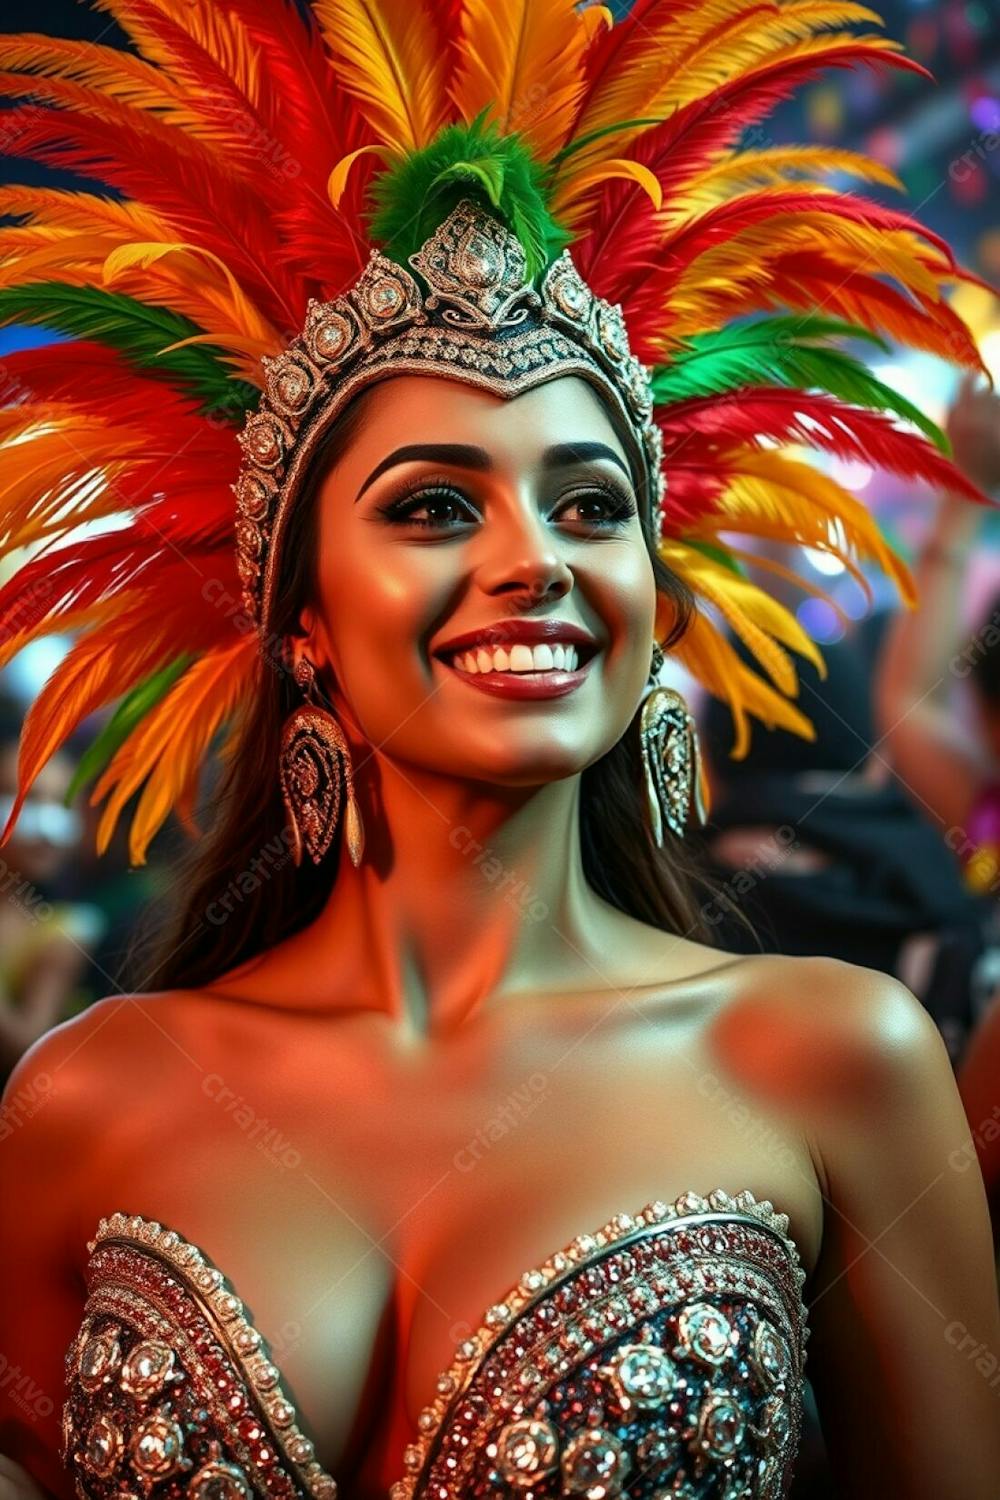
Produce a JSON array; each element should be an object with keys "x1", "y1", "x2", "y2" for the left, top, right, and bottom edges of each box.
[{"x1": 1, "y1": 1, "x2": 1000, "y2": 1491}]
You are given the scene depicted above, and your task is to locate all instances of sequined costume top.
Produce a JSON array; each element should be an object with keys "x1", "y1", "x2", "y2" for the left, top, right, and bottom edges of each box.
[{"x1": 62, "y1": 1189, "x2": 809, "y2": 1499}]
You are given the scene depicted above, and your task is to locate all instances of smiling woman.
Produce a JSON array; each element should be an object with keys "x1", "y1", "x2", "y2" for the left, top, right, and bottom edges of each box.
[
  {"x1": 139, "y1": 370, "x2": 711, "y2": 994},
  {"x1": 0, "y1": 1, "x2": 999, "y2": 1498}
]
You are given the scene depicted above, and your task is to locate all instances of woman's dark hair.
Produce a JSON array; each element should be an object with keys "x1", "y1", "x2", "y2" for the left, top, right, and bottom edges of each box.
[{"x1": 129, "y1": 384, "x2": 738, "y2": 993}]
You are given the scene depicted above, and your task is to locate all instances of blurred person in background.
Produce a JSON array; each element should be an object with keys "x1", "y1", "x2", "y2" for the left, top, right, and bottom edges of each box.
[
  {"x1": 959, "y1": 989, "x2": 1000, "y2": 1251},
  {"x1": 0, "y1": 700, "x2": 105, "y2": 1083},
  {"x1": 876, "y1": 372, "x2": 1000, "y2": 1251},
  {"x1": 876, "y1": 372, "x2": 1000, "y2": 890},
  {"x1": 699, "y1": 634, "x2": 989, "y2": 1067}
]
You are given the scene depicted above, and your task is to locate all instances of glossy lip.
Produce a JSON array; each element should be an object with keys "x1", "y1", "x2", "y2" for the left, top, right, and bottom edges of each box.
[{"x1": 437, "y1": 649, "x2": 597, "y2": 700}]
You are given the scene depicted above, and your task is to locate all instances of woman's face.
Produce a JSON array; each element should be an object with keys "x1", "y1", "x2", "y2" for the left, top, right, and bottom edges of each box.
[{"x1": 295, "y1": 373, "x2": 673, "y2": 786}]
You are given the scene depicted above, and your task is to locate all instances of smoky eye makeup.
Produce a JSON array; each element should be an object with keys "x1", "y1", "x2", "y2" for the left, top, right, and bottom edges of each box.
[{"x1": 370, "y1": 469, "x2": 640, "y2": 531}]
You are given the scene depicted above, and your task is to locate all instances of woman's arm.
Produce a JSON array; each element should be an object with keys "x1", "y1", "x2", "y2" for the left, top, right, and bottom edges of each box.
[
  {"x1": 959, "y1": 988, "x2": 1000, "y2": 1234},
  {"x1": 874, "y1": 373, "x2": 1000, "y2": 830},
  {"x1": 0, "y1": 1020, "x2": 95, "y2": 1500},
  {"x1": 804, "y1": 959, "x2": 1000, "y2": 1496}
]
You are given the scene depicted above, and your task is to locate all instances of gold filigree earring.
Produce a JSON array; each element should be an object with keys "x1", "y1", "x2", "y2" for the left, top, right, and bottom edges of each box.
[
  {"x1": 279, "y1": 656, "x2": 365, "y2": 868},
  {"x1": 639, "y1": 641, "x2": 707, "y2": 844}
]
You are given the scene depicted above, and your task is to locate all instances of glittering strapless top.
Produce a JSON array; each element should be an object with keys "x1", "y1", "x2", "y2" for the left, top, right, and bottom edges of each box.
[{"x1": 62, "y1": 1190, "x2": 809, "y2": 1499}]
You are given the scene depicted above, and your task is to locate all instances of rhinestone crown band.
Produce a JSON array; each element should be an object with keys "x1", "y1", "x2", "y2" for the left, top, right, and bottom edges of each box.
[{"x1": 234, "y1": 198, "x2": 666, "y2": 634}]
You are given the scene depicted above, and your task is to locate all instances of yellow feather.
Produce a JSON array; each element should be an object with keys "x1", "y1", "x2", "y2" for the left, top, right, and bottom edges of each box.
[
  {"x1": 570, "y1": 0, "x2": 751, "y2": 146},
  {"x1": 675, "y1": 145, "x2": 905, "y2": 211},
  {"x1": 0, "y1": 597, "x2": 165, "y2": 852},
  {"x1": 91, "y1": 0, "x2": 260, "y2": 104},
  {"x1": 781, "y1": 1, "x2": 886, "y2": 28},
  {"x1": 0, "y1": 37, "x2": 212, "y2": 136},
  {"x1": 0, "y1": 231, "x2": 278, "y2": 374},
  {"x1": 313, "y1": 0, "x2": 449, "y2": 153},
  {"x1": 682, "y1": 567, "x2": 800, "y2": 697},
  {"x1": 0, "y1": 403, "x2": 98, "y2": 441},
  {"x1": 552, "y1": 158, "x2": 663, "y2": 230},
  {"x1": 671, "y1": 608, "x2": 815, "y2": 757},
  {"x1": 102, "y1": 241, "x2": 279, "y2": 348},
  {"x1": 667, "y1": 539, "x2": 827, "y2": 675},
  {"x1": 328, "y1": 143, "x2": 397, "y2": 210},
  {"x1": 0, "y1": 462, "x2": 137, "y2": 556},
  {"x1": 448, "y1": 0, "x2": 596, "y2": 161},
  {"x1": 701, "y1": 451, "x2": 917, "y2": 604},
  {"x1": 708, "y1": 540, "x2": 859, "y2": 624},
  {"x1": 668, "y1": 203, "x2": 943, "y2": 300},
  {"x1": 556, "y1": 17, "x2": 907, "y2": 208},
  {"x1": 659, "y1": 29, "x2": 904, "y2": 118},
  {"x1": 0, "y1": 599, "x2": 116, "y2": 675},
  {"x1": 0, "y1": 186, "x2": 174, "y2": 242},
  {"x1": 661, "y1": 217, "x2": 958, "y2": 351},
  {"x1": 92, "y1": 635, "x2": 258, "y2": 865}
]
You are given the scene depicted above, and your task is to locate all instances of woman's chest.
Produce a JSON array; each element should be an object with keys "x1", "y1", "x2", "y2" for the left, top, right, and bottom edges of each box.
[{"x1": 71, "y1": 998, "x2": 823, "y2": 1493}]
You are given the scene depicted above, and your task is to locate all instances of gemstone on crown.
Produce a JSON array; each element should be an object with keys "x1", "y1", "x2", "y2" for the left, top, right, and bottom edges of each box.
[{"x1": 234, "y1": 198, "x2": 665, "y2": 629}]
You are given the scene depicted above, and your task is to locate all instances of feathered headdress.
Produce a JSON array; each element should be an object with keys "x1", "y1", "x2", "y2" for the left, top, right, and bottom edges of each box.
[{"x1": 0, "y1": 0, "x2": 991, "y2": 865}]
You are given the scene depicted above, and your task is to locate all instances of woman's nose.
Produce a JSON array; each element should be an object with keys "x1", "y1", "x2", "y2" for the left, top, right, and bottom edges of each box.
[{"x1": 474, "y1": 498, "x2": 574, "y2": 603}]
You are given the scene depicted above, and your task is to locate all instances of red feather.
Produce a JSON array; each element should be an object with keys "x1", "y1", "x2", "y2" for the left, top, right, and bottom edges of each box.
[
  {"x1": 0, "y1": 516, "x2": 239, "y2": 646},
  {"x1": 662, "y1": 188, "x2": 954, "y2": 275},
  {"x1": 0, "y1": 340, "x2": 251, "y2": 424},
  {"x1": 113, "y1": 1, "x2": 288, "y2": 190},
  {"x1": 657, "y1": 389, "x2": 993, "y2": 503},
  {"x1": 228, "y1": 0, "x2": 379, "y2": 288},
  {"x1": 744, "y1": 249, "x2": 987, "y2": 371},
  {"x1": 0, "y1": 106, "x2": 304, "y2": 327},
  {"x1": 571, "y1": 43, "x2": 930, "y2": 297},
  {"x1": 571, "y1": 0, "x2": 702, "y2": 126}
]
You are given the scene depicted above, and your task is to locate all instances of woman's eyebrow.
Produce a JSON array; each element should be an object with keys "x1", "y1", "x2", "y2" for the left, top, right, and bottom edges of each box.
[{"x1": 354, "y1": 441, "x2": 631, "y2": 502}]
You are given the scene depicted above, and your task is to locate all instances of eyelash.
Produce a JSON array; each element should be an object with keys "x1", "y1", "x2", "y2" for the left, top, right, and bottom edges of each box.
[{"x1": 374, "y1": 474, "x2": 638, "y2": 532}]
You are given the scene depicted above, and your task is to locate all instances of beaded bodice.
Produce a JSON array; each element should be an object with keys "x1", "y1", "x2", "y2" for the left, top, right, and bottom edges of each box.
[{"x1": 62, "y1": 1190, "x2": 809, "y2": 1500}]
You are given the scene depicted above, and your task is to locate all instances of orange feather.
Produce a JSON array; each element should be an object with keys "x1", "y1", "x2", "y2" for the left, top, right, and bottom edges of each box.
[
  {"x1": 448, "y1": 0, "x2": 602, "y2": 161},
  {"x1": 313, "y1": 0, "x2": 451, "y2": 153}
]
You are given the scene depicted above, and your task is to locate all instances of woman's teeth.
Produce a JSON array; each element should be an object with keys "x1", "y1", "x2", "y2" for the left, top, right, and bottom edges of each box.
[{"x1": 450, "y1": 642, "x2": 580, "y2": 675}]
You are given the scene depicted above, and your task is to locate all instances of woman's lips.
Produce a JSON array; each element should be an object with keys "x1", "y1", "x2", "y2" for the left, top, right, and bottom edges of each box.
[{"x1": 437, "y1": 651, "x2": 597, "y2": 699}]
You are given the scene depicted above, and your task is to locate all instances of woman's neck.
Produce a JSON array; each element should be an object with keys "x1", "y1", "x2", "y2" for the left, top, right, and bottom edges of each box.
[{"x1": 215, "y1": 764, "x2": 633, "y2": 1036}]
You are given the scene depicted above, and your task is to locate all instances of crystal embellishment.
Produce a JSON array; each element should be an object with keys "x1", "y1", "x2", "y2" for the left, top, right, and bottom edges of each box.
[
  {"x1": 495, "y1": 1417, "x2": 560, "y2": 1486},
  {"x1": 674, "y1": 1302, "x2": 734, "y2": 1366},
  {"x1": 79, "y1": 1328, "x2": 122, "y2": 1390},
  {"x1": 82, "y1": 1413, "x2": 124, "y2": 1476},
  {"x1": 188, "y1": 1459, "x2": 255, "y2": 1500},
  {"x1": 607, "y1": 1343, "x2": 678, "y2": 1407},
  {"x1": 119, "y1": 1340, "x2": 174, "y2": 1400},
  {"x1": 129, "y1": 1411, "x2": 185, "y2": 1477},
  {"x1": 235, "y1": 198, "x2": 665, "y2": 630},
  {"x1": 695, "y1": 1392, "x2": 746, "y2": 1459},
  {"x1": 561, "y1": 1428, "x2": 630, "y2": 1496},
  {"x1": 751, "y1": 1319, "x2": 791, "y2": 1387}
]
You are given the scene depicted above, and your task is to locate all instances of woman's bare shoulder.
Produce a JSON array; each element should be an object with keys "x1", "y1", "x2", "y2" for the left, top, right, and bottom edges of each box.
[
  {"x1": 702, "y1": 951, "x2": 950, "y2": 1138},
  {"x1": 1, "y1": 988, "x2": 221, "y2": 1121}
]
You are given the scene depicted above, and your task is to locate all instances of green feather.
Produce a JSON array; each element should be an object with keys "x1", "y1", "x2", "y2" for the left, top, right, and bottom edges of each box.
[
  {"x1": 367, "y1": 110, "x2": 573, "y2": 282},
  {"x1": 64, "y1": 653, "x2": 194, "y2": 806},
  {"x1": 550, "y1": 117, "x2": 670, "y2": 165},
  {"x1": 684, "y1": 539, "x2": 747, "y2": 576},
  {"x1": 651, "y1": 315, "x2": 950, "y2": 454},
  {"x1": 0, "y1": 284, "x2": 255, "y2": 419}
]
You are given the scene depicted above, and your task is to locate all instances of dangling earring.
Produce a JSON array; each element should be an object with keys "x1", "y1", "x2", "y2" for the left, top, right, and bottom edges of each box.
[
  {"x1": 279, "y1": 656, "x2": 365, "y2": 868},
  {"x1": 639, "y1": 641, "x2": 707, "y2": 845}
]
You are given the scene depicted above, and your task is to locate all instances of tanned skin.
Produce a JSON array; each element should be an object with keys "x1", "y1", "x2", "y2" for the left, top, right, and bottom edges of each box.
[{"x1": 3, "y1": 377, "x2": 999, "y2": 1498}]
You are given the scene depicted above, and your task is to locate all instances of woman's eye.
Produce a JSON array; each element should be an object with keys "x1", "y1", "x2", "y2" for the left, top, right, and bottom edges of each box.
[
  {"x1": 558, "y1": 488, "x2": 637, "y2": 527},
  {"x1": 377, "y1": 481, "x2": 637, "y2": 531},
  {"x1": 378, "y1": 486, "x2": 474, "y2": 528}
]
